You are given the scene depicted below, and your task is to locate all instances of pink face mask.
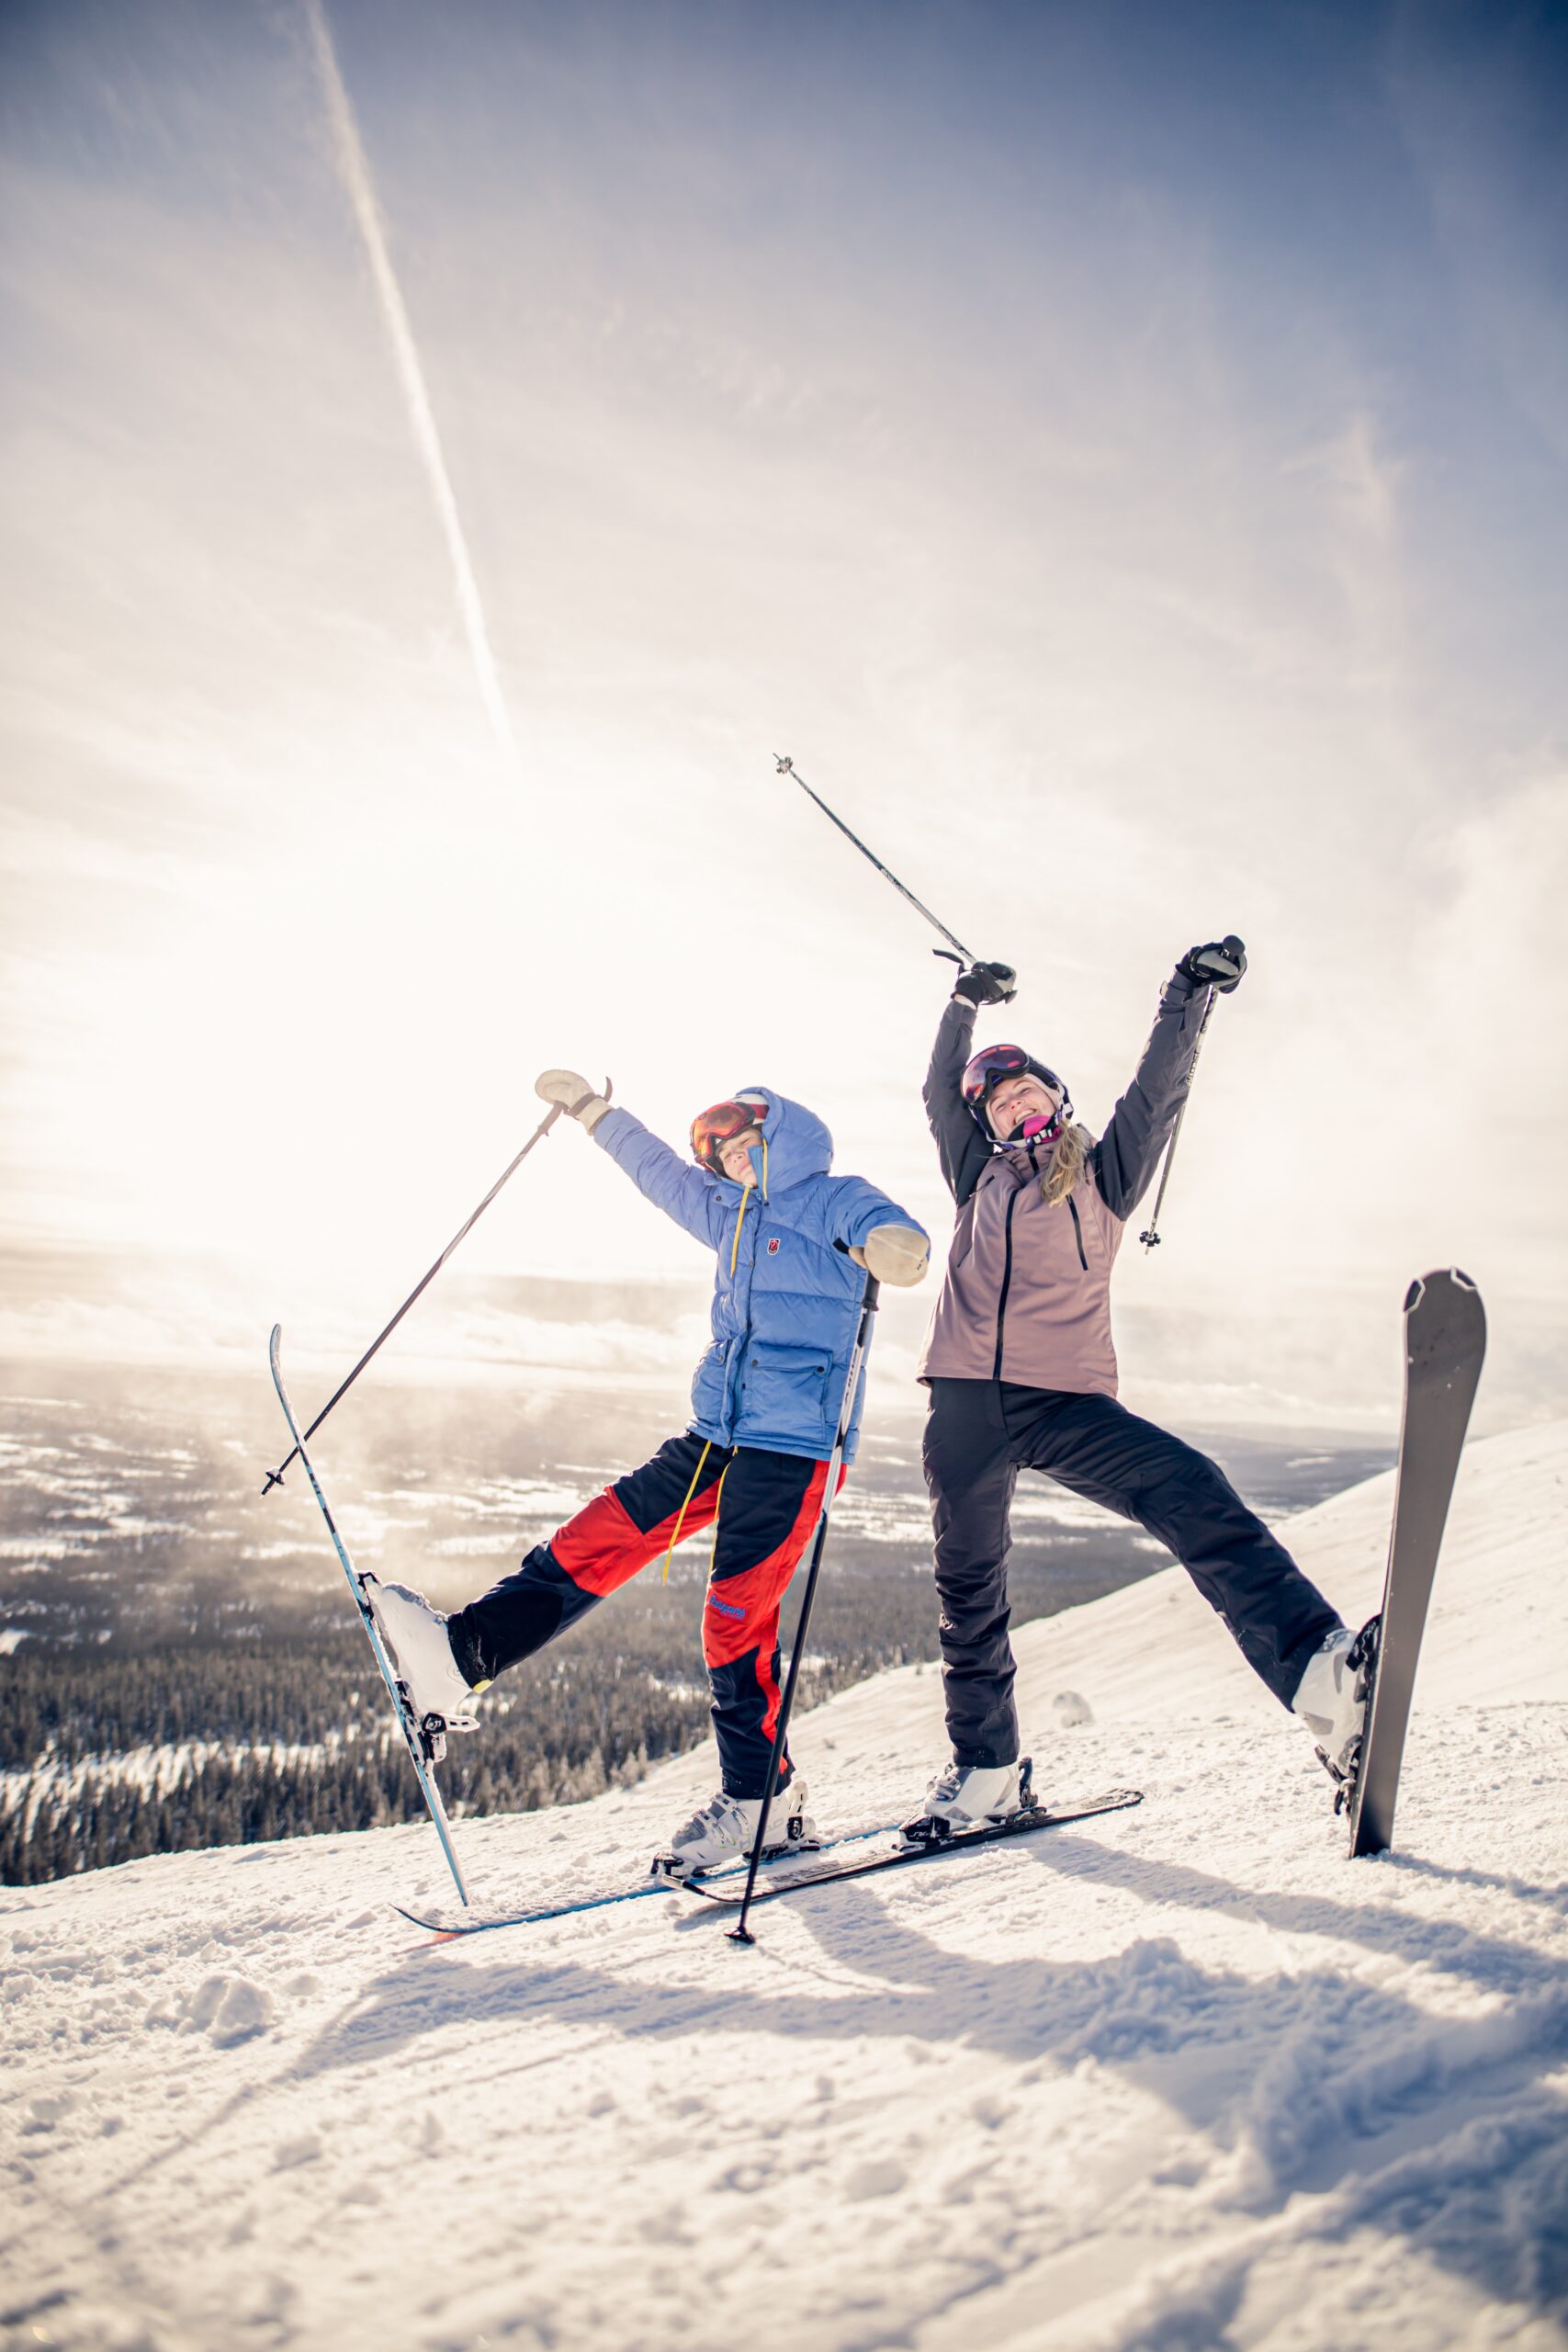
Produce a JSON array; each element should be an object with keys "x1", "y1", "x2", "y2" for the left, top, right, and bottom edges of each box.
[{"x1": 1016, "y1": 1109, "x2": 1064, "y2": 1145}]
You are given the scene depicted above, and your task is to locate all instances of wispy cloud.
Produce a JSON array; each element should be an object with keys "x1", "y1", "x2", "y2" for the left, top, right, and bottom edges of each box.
[{"x1": 299, "y1": 0, "x2": 521, "y2": 784}]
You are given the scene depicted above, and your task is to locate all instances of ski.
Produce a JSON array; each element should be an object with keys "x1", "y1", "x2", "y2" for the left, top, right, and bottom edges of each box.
[
  {"x1": 396, "y1": 1876, "x2": 675, "y2": 1939},
  {"x1": 677, "y1": 1789, "x2": 1145, "y2": 1911},
  {"x1": 395, "y1": 1792, "x2": 1143, "y2": 1937},
  {"x1": 268, "y1": 1325, "x2": 472, "y2": 1908},
  {"x1": 393, "y1": 1825, "x2": 895, "y2": 1938},
  {"x1": 1345, "y1": 1268, "x2": 1485, "y2": 1859}
]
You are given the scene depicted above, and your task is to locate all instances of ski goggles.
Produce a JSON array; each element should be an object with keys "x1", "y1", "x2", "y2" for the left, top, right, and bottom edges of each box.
[
  {"x1": 690, "y1": 1096, "x2": 768, "y2": 1170},
  {"x1": 960, "y1": 1045, "x2": 1064, "y2": 1110}
]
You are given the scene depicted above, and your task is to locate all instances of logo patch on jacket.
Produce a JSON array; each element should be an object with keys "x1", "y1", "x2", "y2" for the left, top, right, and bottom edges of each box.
[{"x1": 766, "y1": 1236, "x2": 781, "y2": 1255}]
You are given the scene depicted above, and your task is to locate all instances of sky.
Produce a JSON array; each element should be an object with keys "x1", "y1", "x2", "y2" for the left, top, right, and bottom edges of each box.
[{"x1": 2, "y1": 0, "x2": 1566, "y2": 1435}]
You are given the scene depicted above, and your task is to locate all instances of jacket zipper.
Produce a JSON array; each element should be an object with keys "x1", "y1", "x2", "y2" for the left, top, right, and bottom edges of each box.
[
  {"x1": 992, "y1": 1184, "x2": 1020, "y2": 1380},
  {"x1": 1067, "y1": 1195, "x2": 1088, "y2": 1271}
]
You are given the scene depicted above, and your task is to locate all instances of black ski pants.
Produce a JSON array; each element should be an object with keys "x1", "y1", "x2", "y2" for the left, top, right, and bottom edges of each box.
[{"x1": 922, "y1": 1378, "x2": 1341, "y2": 1768}]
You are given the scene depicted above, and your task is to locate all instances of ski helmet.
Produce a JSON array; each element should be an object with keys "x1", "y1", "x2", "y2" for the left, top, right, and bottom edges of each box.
[
  {"x1": 690, "y1": 1092, "x2": 769, "y2": 1170},
  {"x1": 960, "y1": 1044, "x2": 1073, "y2": 1148}
]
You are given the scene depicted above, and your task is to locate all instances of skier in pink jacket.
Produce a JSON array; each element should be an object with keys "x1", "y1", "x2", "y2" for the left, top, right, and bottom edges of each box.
[{"x1": 905, "y1": 944, "x2": 1366, "y2": 1838}]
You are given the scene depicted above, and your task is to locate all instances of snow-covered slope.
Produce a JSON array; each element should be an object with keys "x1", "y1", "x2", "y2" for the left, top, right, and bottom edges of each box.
[{"x1": 4, "y1": 1425, "x2": 1565, "y2": 2352}]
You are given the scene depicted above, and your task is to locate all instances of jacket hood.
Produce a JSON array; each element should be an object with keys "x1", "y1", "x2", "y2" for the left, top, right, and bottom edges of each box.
[{"x1": 719, "y1": 1086, "x2": 833, "y2": 1195}]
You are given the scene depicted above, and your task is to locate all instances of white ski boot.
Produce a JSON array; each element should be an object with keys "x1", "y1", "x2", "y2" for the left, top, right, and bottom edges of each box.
[
  {"x1": 651, "y1": 1781, "x2": 818, "y2": 1879},
  {"x1": 901, "y1": 1756, "x2": 1034, "y2": 1845},
  {"x1": 367, "y1": 1579, "x2": 481, "y2": 1738},
  {"x1": 1293, "y1": 1622, "x2": 1373, "y2": 1782}
]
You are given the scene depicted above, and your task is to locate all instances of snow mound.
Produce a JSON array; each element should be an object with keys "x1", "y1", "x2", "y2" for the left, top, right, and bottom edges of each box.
[{"x1": 2, "y1": 1422, "x2": 1565, "y2": 2352}]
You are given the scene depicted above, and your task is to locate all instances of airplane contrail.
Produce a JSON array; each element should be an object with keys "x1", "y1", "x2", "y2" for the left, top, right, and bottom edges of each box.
[{"x1": 300, "y1": 0, "x2": 521, "y2": 784}]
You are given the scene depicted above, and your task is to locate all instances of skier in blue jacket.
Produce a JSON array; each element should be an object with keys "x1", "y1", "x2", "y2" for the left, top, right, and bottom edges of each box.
[{"x1": 373, "y1": 1072, "x2": 929, "y2": 1874}]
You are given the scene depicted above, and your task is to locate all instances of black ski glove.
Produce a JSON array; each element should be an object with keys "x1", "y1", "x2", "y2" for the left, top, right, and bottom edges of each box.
[
  {"x1": 953, "y1": 960, "x2": 1018, "y2": 1008},
  {"x1": 1177, "y1": 937, "x2": 1247, "y2": 994}
]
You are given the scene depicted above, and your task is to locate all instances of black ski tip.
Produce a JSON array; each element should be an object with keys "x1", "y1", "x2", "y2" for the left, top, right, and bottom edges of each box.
[
  {"x1": 1408, "y1": 1266, "x2": 1479, "y2": 1306},
  {"x1": 1404, "y1": 1266, "x2": 1487, "y2": 1329}
]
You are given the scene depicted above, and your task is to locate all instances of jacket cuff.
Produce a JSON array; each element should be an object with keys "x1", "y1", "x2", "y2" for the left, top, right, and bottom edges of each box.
[
  {"x1": 590, "y1": 1105, "x2": 633, "y2": 1148},
  {"x1": 1157, "y1": 977, "x2": 1207, "y2": 1035}
]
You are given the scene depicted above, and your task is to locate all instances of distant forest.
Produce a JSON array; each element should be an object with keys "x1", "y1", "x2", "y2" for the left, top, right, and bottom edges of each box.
[{"x1": 2, "y1": 1573, "x2": 947, "y2": 1885}]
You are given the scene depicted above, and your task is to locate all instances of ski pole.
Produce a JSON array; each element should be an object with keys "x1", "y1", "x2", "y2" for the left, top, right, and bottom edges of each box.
[
  {"x1": 1138, "y1": 992, "x2": 1217, "y2": 1253},
  {"x1": 773, "y1": 755, "x2": 1010, "y2": 984},
  {"x1": 261, "y1": 1088, "x2": 604, "y2": 1494},
  {"x1": 728, "y1": 1271, "x2": 881, "y2": 1947}
]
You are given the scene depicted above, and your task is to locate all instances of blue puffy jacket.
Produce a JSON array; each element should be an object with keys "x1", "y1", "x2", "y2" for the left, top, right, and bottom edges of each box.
[{"x1": 592, "y1": 1090, "x2": 924, "y2": 1464}]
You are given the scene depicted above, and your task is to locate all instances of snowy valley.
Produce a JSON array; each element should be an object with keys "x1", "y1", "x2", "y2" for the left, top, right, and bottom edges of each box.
[{"x1": 3, "y1": 1423, "x2": 1565, "y2": 2352}]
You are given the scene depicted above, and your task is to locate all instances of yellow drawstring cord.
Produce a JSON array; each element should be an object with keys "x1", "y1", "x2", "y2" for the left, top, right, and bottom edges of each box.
[
  {"x1": 726, "y1": 1130, "x2": 768, "y2": 1275},
  {"x1": 662, "y1": 1439, "x2": 713, "y2": 1583},
  {"x1": 729, "y1": 1179, "x2": 751, "y2": 1274}
]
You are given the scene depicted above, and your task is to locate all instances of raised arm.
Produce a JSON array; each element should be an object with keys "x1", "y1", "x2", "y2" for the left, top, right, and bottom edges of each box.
[
  {"x1": 924, "y1": 985, "x2": 996, "y2": 1206},
  {"x1": 592, "y1": 1110, "x2": 728, "y2": 1248},
  {"x1": 535, "y1": 1070, "x2": 722, "y2": 1250},
  {"x1": 1092, "y1": 941, "x2": 1246, "y2": 1219}
]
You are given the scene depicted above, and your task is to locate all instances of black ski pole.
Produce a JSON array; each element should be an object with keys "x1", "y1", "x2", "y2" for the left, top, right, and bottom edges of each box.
[
  {"x1": 261, "y1": 1087, "x2": 604, "y2": 1494},
  {"x1": 1138, "y1": 991, "x2": 1217, "y2": 1253},
  {"x1": 773, "y1": 755, "x2": 1011, "y2": 986},
  {"x1": 728, "y1": 1272, "x2": 881, "y2": 1946}
]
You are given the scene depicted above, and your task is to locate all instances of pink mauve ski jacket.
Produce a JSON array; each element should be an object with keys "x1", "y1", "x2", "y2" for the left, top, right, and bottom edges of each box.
[{"x1": 917, "y1": 977, "x2": 1210, "y2": 1396}]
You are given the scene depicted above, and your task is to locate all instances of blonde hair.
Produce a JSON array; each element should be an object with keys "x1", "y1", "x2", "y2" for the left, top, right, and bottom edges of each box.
[{"x1": 1042, "y1": 1123, "x2": 1094, "y2": 1207}]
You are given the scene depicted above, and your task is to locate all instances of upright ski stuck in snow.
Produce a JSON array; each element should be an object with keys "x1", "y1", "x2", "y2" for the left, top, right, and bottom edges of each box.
[
  {"x1": 268, "y1": 1326, "x2": 471, "y2": 1907},
  {"x1": 1345, "y1": 1268, "x2": 1486, "y2": 1860}
]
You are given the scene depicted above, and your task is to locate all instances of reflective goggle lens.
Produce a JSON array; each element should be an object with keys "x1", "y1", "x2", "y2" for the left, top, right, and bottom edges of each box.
[
  {"x1": 691, "y1": 1099, "x2": 765, "y2": 1168},
  {"x1": 960, "y1": 1046, "x2": 1030, "y2": 1107}
]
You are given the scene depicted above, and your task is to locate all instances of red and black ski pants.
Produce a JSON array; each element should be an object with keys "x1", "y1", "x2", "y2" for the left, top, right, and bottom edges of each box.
[
  {"x1": 447, "y1": 1432, "x2": 841, "y2": 1800},
  {"x1": 923, "y1": 1379, "x2": 1342, "y2": 1768}
]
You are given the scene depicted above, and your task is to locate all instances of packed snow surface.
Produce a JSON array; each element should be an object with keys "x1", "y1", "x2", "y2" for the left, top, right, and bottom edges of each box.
[{"x1": 3, "y1": 1423, "x2": 1566, "y2": 2352}]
